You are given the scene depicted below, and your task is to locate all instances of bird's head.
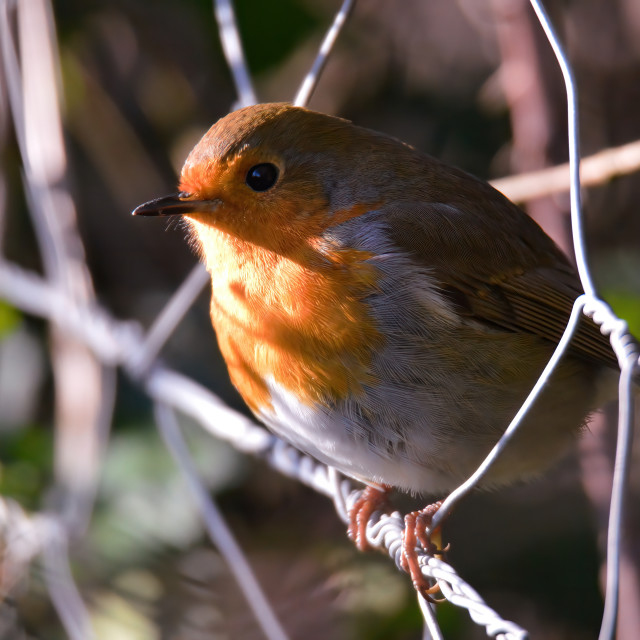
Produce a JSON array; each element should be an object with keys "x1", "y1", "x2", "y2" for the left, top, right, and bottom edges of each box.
[{"x1": 133, "y1": 103, "x2": 407, "y2": 255}]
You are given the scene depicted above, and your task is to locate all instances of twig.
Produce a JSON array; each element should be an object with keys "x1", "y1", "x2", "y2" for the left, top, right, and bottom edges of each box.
[
  {"x1": 0, "y1": 498, "x2": 96, "y2": 640},
  {"x1": 491, "y1": 138, "x2": 640, "y2": 203}
]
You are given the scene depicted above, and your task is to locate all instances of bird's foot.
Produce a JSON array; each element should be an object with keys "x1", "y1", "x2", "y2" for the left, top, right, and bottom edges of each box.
[
  {"x1": 348, "y1": 490, "x2": 447, "y2": 602},
  {"x1": 400, "y1": 501, "x2": 446, "y2": 602},
  {"x1": 347, "y1": 484, "x2": 392, "y2": 551}
]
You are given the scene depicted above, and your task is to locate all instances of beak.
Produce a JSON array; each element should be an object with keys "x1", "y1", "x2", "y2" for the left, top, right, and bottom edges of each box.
[{"x1": 132, "y1": 193, "x2": 219, "y2": 217}]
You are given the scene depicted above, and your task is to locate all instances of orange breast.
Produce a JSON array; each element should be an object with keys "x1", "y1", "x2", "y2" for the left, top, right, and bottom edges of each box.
[{"x1": 189, "y1": 222, "x2": 384, "y2": 412}]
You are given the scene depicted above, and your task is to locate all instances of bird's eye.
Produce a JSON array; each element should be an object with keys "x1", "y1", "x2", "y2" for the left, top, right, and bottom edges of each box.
[{"x1": 245, "y1": 163, "x2": 279, "y2": 192}]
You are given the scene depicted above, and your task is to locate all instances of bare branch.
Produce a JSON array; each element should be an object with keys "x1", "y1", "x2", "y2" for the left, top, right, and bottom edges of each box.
[{"x1": 491, "y1": 138, "x2": 640, "y2": 203}]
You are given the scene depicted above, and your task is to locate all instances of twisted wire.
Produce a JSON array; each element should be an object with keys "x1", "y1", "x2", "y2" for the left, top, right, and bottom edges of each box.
[{"x1": 0, "y1": 0, "x2": 637, "y2": 639}]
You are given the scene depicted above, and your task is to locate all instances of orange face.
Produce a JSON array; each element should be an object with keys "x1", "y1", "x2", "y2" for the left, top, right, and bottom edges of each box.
[{"x1": 176, "y1": 102, "x2": 395, "y2": 254}]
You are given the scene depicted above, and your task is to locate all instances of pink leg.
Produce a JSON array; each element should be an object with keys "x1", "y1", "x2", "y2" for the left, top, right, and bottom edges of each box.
[
  {"x1": 347, "y1": 485, "x2": 392, "y2": 551},
  {"x1": 401, "y1": 501, "x2": 445, "y2": 601}
]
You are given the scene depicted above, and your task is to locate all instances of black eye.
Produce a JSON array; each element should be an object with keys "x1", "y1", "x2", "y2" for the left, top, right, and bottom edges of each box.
[{"x1": 246, "y1": 163, "x2": 279, "y2": 192}]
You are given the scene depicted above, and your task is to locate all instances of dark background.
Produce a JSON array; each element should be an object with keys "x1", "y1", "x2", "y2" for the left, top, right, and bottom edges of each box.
[{"x1": 1, "y1": 0, "x2": 639, "y2": 638}]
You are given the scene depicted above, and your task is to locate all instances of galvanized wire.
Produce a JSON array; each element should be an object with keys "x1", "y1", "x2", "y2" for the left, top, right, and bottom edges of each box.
[
  {"x1": 293, "y1": 0, "x2": 356, "y2": 108},
  {"x1": 0, "y1": 261, "x2": 530, "y2": 640},
  {"x1": 0, "y1": 1, "x2": 637, "y2": 639}
]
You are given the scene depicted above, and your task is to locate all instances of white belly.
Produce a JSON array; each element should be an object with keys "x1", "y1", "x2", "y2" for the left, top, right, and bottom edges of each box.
[{"x1": 257, "y1": 375, "x2": 465, "y2": 494}]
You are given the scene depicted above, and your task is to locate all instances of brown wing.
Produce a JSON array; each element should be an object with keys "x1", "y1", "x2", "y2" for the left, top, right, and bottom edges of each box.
[{"x1": 383, "y1": 200, "x2": 618, "y2": 369}]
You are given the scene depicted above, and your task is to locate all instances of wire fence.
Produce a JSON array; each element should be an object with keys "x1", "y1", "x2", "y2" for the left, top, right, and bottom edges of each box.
[{"x1": 0, "y1": 0, "x2": 638, "y2": 639}]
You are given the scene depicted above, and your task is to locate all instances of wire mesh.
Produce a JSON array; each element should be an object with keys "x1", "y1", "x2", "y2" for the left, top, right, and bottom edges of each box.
[{"x1": 0, "y1": 0, "x2": 638, "y2": 639}]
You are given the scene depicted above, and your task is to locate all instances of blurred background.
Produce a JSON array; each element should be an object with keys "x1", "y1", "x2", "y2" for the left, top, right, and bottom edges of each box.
[{"x1": 1, "y1": 0, "x2": 639, "y2": 638}]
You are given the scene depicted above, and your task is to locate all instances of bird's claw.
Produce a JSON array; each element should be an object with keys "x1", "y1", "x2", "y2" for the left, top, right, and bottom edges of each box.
[
  {"x1": 348, "y1": 491, "x2": 447, "y2": 602},
  {"x1": 400, "y1": 501, "x2": 446, "y2": 602},
  {"x1": 347, "y1": 484, "x2": 392, "y2": 551}
]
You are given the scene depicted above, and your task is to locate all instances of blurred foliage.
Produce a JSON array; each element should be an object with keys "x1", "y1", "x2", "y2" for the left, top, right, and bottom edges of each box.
[
  {"x1": 607, "y1": 290, "x2": 640, "y2": 337},
  {"x1": 1, "y1": 0, "x2": 639, "y2": 639},
  {"x1": 0, "y1": 303, "x2": 20, "y2": 340},
  {"x1": 235, "y1": 0, "x2": 319, "y2": 74},
  {"x1": 597, "y1": 252, "x2": 640, "y2": 336},
  {"x1": 0, "y1": 427, "x2": 53, "y2": 509}
]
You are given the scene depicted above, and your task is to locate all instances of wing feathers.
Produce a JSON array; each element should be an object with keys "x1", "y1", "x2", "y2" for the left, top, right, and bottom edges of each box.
[{"x1": 383, "y1": 202, "x2": 618, "y2": 369}]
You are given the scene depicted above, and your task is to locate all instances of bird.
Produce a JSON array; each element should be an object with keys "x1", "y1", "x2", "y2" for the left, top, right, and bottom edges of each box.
[{"x1": 133, "y1": 102, "x2": 628, "y2": 593}]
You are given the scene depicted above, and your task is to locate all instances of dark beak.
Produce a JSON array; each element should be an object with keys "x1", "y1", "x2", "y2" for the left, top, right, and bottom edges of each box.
[{"x1": 132, "y1": 193, "x2": 219, "y2": 217}]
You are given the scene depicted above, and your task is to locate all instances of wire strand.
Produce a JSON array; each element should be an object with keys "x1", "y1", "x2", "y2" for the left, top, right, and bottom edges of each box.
[
  {"x1": 1, "y1": 1, "x2": 637, "y2": 639},
  {"x1": 527, "y1": 0, "x2": 595, "y2": 297},
  {"x1": 293, "y1": 0, "x2": 356, "y2": 107},
  {"x1": 432, "y1": 296, "x2": 586, "y2": 530},
  {"x1": 154, "y1": 403, "x2": 290, "y2": 640},
  {"x1": 212, "y1": 0, "x2": 257, "y2": 107},
  {"x1": 128, "y1": 264, "x2": 209, "y2": 378},
  {"x1": 598, "y1": 331, "x2": 638, "y2": 640}
]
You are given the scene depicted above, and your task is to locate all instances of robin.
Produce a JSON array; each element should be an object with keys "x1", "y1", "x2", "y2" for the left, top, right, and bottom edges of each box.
[{"x1": 134, "y1": 102, "x2": 628, "y2": 594}]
